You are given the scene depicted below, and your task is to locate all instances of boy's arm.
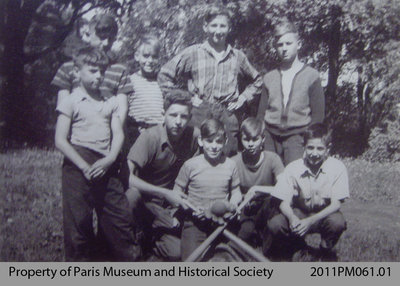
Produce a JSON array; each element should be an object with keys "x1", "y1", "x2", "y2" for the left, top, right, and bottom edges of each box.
[
  {"x1": 256, "y1": 84, "x2": 268, "y2": 120},
  {"x1": 127, "y1": 160, "x2": 186, "y2": 207},
  {"x1": 279, "y1": 199, "x2": 301, "y2": 231},
  {"x1": 89, "y1": 114, "x2": 124, "y2": 179},
  {"x1": 228, "y1": 54, "x2": 262, "y2": 111},
  {"x1": 55, "y1": 113, "x2": 91, "y2": 179},
  {"x1": 309, "y1": 77, "x2": 325, "y2": 124},
  {"x1": 157, "y1": 49, "x2": 192, "y2": 93},
  {"x1": 293, "y1": 199, "x2": 342, "y2": 237},
  {"x1": 116, "y1": 93, "x2": 128, "y2": 125},
  {"x1": 229, "y1": 186, "x2": 243, "y2": 207}
]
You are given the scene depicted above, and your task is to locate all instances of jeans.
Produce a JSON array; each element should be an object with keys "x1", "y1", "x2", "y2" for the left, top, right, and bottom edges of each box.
[
  {"x1": 263, "y1": 208, "x2": 346, "y2": 260},
  {"x1": 62, "y1": 145, "x2": 140, "y2": 261}
]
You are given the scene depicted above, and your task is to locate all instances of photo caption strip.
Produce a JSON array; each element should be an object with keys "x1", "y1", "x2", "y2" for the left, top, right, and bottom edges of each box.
[{"x1": 1, "y1": 262, "x2": 398, "y2": 286}]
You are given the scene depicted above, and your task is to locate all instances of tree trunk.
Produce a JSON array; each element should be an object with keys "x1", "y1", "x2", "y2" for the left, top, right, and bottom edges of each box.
[
  {"x1": 325, "y1": 5, "x2": 342, "y2": 121},
  {"x1": 0, "y1": 0, "x2": 44, "y2": 146}
]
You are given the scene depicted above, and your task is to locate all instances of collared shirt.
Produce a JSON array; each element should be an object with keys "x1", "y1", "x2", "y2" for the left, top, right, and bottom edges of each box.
[
  {"x1": 158, "y1": 42, "x2": 262, "y2": 105},
  {"x1": 175, "y1": 154, "x2": 240, "y2": 210},
  {"x1": 51, "y1": 61, "x2": 133, "y2": 99},
  {"x1": 271, "y1": 157, "x2": 349, "y2": 212},
  {"x1": 127, "y1": 124, "x2": 199, "y2": 189},
  {"x1": 56, "y1": 86, "x2": 119, "y2": 156}
]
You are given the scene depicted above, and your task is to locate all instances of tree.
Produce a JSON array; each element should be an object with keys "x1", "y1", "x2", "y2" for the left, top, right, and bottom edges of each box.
[{"x1": 0, "y1": 0, "x2": 121, "y2": 148}]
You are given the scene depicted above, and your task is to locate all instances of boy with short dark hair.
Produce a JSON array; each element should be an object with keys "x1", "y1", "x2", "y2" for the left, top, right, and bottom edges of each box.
[
  {"x1": 52, "y1": 14, "x2": 130, "y2": 123},
  {"x1": 173, "y1": 118, "x2": 242, "y2": 261},
  {"x1": 257, "y1": 19, "x2": 325, "y2": 165},
  {"x1": 158, "y1": 5, "x2": 262, "y2": 156},
  {"x1": 231, "y1": 117, "x2": 284, "y2": 246},
  {"x1": 126, "y1": 90, "x2": 199, "y2": 261},
  {"x1": 264, "y1": 123, "x2": 349, "y2": 261},
  {"x1": 55, "y1": 47, "x2": 140, "y2": 262}
]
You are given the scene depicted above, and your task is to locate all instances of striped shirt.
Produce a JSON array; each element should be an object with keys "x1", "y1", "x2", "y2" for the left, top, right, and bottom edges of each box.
[
  {"x1": 158, "y1": 41, "x2": 262, "y2": 105},
  {"x1": 175, "y1": 154, "x2": 240, "y2": 210},
  {"x1": 51, "y1": 61, "x2": 132, "y2": 99},
  {"x1": 127, "y1": 72, "x2": 164, "y2": 124}
]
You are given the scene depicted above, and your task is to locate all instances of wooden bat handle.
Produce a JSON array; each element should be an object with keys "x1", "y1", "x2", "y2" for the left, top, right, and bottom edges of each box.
[
  {"x1": 185, "y1": 224, "x2": 226, "y2": 262},
  {"x1": 184, "y1": 191, "x2": 257, "y2": 262},
  {"x1": 222, "y1": 229, "x2": 269, "y2": 262}
]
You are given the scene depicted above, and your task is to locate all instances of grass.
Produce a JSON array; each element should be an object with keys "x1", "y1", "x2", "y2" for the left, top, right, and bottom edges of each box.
[{"x1": 0, "y1": 149, "x2": 399, "y2": 261}]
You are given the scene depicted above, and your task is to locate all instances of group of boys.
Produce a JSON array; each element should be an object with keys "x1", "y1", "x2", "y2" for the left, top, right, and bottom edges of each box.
[{"x1": 53, "y1": 6, "x2": 349, "y2": 262}]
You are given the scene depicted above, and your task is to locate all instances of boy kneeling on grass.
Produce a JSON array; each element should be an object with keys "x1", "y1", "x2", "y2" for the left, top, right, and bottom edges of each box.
[
  {"x1": 173, "y1": 118, "x2": 242, "y2": 261},
  {"x1": 55, "y1": 47, "x2": 140, "y2": 262},
  {"x1": 264, "y1": 123, "x2": 349, "y2": 261}
]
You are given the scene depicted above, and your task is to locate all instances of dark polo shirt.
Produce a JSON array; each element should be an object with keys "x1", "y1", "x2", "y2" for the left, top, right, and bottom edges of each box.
[{"x1": 128, "y1": 124, "x2": 199, "y2": 189}]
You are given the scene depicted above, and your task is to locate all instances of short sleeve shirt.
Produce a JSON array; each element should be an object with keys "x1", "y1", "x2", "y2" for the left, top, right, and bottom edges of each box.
[
  {"x1": 56, "y1": 87, "x2": 119, "y2": 155},
  {"x1": 127, "y1": 72, "x2": 164, "y2": 124},
  {"x1": 51, "y1": 61, "x2": 133, "y2": 99},
  {"x1": 175, "y1": 155, "x2": 240, "y2": 210},
  {"x1": 127, "y1": 124, "x2": 199, "y2": 189},
  {"x1": 232, "y1": 151, "x2": 284, "y2": 194},
  {"x1": 271, "y1": 157, "x2": 350, "y2": 212}
]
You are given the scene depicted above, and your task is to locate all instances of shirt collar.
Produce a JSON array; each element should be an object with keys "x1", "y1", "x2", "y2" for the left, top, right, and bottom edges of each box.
[
  {"x1": 300, "y1": 158, "x2": 327, "y2": 178},
  {"x1": 160, "y1": 124, "x2": 170, "y2": 151},
  {"x1": 201, "y1": 41, "x2": 234, "y2": 61}
]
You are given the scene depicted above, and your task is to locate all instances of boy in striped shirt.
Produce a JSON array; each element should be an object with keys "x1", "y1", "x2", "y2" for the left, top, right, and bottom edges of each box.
[
  {"x1": 51, "y1": 14, "x2": 130, "y2": 124},
  {"x1": 125, "y1": 34, "x2": 165, "y2": 150}
]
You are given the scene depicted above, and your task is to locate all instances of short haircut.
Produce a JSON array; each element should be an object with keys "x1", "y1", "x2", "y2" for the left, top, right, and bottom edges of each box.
[
  {"x1": 274, "y1": 19, "x2": 298, "y2": 40},
  {"x1": 89, "y1": 14, "x2": 118, "y2": 39},
  {"x1": 200, "y1": 118, "x2": 227, "y2": 140},
  {"x1": 164, "y1": 89, "x2": 192, "y2": 112},
  {"x1": 204, "y1": 5, "x2": 232, "y2": 25},
  {"x1": 137, "y1": 34, "x2": 161, "y2": 55},
  {"x1": 303, "y1": 123, "x2": 332, "y2": 146},
  {"x1": 240, "y1": 117, "x2": 265, "y2": 138},
  {"x1": 73, "y1": 46, "x2": 109, "y2": 69}
]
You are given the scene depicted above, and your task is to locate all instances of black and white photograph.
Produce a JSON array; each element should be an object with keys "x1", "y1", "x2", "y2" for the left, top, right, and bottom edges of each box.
[{"x1": 0, "y1": 0, "x2": 399, "y2": 266}]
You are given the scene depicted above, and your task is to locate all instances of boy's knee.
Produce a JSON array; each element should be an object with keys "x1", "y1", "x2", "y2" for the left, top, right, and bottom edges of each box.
[
  {"x1": 267, "y1": 214, "x2": 288, "y2": 235},
  {"x1": 324, "y1": 212, "x2": 347, "y2": 234}
]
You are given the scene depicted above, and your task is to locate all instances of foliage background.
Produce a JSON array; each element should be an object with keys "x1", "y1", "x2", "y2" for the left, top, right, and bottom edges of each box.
[{"x1": 0, "y1": 0, "x2": 399, "y2": 160}]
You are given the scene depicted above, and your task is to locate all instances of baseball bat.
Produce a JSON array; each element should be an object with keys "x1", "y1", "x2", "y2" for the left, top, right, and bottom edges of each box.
[
  {"x1": 184, "y1": 191, "x2": 256, "y2": 262},
  {"x1": 222, "y1": 229, "x2": 269, "y2": 262}
]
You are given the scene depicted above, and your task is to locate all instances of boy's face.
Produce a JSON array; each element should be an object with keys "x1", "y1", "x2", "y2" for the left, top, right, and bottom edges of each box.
[
  {"x1": 135, "y1": 44, "x2": 159, "y2": 76},
  {"x1": 198, "y1": 134, "x2": 226, "y2": 161},
  {"x1": 164, "y1": 104, "x2": 191, "y2": 139},
  {"x1": 78, "y1": 64, "x2": 103, "y2": 91},
  {"x1": 241, "y1": 133, "x2": 264, "y2": 156},
  {"x1": 203, "y1": 15, "x2": 230, "y2": 47},
  {"x1": 275, "y1": 32, "x2": 301, "y2": 63},
  {"x1": 304, "y1": 138, "x2": 329, "y2": 168}
]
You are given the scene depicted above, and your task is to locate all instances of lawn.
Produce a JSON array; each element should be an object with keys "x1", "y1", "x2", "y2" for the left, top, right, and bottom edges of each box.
[{"x1": 0, "y1": 149, "x2": 399, "y2": 261}]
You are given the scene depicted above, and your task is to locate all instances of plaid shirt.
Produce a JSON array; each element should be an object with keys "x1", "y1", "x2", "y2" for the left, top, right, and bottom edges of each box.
[{"x1": 158, "y1": 42, "x2": 262, "y2": 105}]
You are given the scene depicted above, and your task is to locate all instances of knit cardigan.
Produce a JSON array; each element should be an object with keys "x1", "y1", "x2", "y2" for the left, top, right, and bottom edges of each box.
[{"x1": 257, "y1": 65, "x2": 325, "y2": 136}]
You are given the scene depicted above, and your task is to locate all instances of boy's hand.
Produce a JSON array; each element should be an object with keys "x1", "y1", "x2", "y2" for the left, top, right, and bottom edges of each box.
[
  {"x1": 89, "y1": 157, "x2": 114, "y2": 179},
  {"x1": 81, "y1": 165, "x2": 92, "y2": 180},
  {"x1": 165, "y1": 191, "x2": 188, "y2": 209},
  {"x1": 227, "y1": 95, "x2": 246, "y2": 111},
  {"x1": 289, "y1": 215, "x2": 301, "y2": 233},
  {"x1": 292, "y1": 217, "x2": 314, "y2": 237}
]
